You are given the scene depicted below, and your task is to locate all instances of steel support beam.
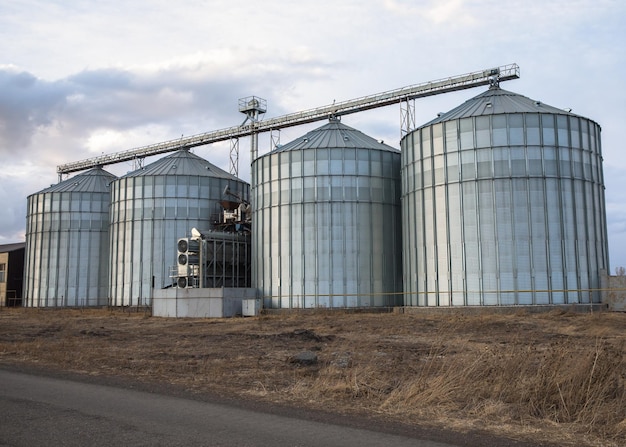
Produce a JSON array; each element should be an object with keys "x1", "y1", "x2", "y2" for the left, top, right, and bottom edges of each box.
[{"x1": 57, "y1": 64, "x2": 519, "y2": 175}]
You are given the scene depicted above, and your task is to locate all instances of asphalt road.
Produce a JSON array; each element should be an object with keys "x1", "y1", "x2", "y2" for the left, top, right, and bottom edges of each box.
[{"x1": 0, "y1": 369, "x2": 457, "y2": 447}]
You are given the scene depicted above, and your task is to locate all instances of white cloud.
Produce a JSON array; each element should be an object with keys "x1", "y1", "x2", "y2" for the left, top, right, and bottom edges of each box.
[{"x1": 383, "y1": 0, "x2": 469, "y2": 23}]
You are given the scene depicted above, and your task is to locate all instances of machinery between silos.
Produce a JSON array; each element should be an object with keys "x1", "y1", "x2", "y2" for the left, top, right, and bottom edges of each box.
[
  {"x1": 173, "y1": 186, "x2": 252, "y2": 291},
  {"x1": 107, "y1": 150, "x2": 249, "y2": 306}
]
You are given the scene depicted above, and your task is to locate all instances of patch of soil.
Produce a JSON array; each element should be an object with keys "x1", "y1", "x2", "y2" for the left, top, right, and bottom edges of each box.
[{"x1": 0, "y1": 307, "x2": 624, "y2": 447}]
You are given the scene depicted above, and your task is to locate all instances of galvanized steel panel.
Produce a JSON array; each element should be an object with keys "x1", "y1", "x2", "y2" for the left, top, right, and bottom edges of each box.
[
  {"x1": 23, "y1": 167, "x2": 117, "y2": 307},
  {"x1": 108, "y1": 150, "x2": 249, "y2": 306},
  {"x1": 401, "y1": 87, "x2": 608, "y2": 306},
  {"x1": 252, "y1": 120, "x2": 402, "y2": 308}
]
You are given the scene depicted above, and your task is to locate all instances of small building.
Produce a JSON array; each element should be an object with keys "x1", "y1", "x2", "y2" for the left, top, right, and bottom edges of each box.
[{"x1": 0, "y1": 242, "x2": 25, "y2": 307}]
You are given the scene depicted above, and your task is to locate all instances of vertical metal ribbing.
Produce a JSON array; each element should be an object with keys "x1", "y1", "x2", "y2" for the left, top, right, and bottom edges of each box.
[
  {"x1": 25, "y1": 170, "x2": 115, "y2": 307},
  {"x1": 403, "y1": 107, "x2": 607, "y2": 307},
  {"x1": 253, "y1": 124, "x2": 402, "y2": 309}
]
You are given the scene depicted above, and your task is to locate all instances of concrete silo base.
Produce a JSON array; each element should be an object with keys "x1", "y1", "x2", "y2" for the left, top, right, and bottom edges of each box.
[{"x1": 152, "y1": 288, "x2": 257, "y2": 318}]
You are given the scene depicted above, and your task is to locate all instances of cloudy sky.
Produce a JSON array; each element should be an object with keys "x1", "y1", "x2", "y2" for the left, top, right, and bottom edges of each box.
[{"x1": 1, "y1": 0, "x2": 625, "y2": 269}]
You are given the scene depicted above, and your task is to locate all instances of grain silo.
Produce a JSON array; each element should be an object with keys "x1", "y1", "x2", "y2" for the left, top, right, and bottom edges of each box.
[
  {"x1": 401, "y1": 86, "x2": 608, "y2": 306},
  {"x1": 24, "y1": 167, "x2": 117, "y2": 307},
  {"x1": 108, "y1": 149, "x2": 249, "y2": 306},
  {"x1": 252, "y1": 118, "x2": 402, "y2": 308}
]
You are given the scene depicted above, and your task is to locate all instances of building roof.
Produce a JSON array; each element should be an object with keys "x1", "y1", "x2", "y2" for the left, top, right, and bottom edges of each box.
[
  {"x1": 423, "y1": 86, "x2": 581, "y2": 126},
  {"x1": 269, "y1": 119, "x2": 399, "y2": 153},
  {"x1": 0, "y1": 242, "x2": 25, "y2": 253},
  {"x1": 123, "y1": 149, "x2": 242, "y2": 181},
  {"x1": 36, "y1": 167, "x2": 117, "y2": 194}
]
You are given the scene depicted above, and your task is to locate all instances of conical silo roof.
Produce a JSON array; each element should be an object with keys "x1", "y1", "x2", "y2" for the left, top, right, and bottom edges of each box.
[
  {"x1": 36, "y1": 166, "x2": 117, "y2": 194},
  {"x1": 123, "y1": 149, "x2": 240, "y2": 180},
  {"x1": 271, "y1": 119, "x2": 399, "y2": 153},
  {"x1": 424, "y1": 86, "x2": 579, "y2": 126}
]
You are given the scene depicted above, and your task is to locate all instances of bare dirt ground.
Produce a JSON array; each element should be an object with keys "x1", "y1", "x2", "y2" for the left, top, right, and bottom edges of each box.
[{"x1": 0, "y1": 306, "x2": 624, "y2": 447}]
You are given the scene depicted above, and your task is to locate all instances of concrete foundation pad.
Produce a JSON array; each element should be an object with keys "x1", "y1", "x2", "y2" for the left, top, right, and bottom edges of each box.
[{"x1": 152, "y1": 288, "x2": 257, "y2": 318}]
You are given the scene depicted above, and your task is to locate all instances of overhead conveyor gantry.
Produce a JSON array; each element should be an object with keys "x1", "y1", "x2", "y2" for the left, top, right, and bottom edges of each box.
[{"x1": 56, "y1": 63, "x2": 519, "y2": 179}]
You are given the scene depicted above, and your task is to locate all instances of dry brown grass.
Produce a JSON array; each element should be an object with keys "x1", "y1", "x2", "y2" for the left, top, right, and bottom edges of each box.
[{"x1": 0, "y1": 307, "x2": 624, "y2": 446}]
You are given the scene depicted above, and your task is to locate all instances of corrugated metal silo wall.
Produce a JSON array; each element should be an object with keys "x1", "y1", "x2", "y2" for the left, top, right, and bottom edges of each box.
[
  {"x1": 108, "y1": 175, "x2": 249, "y2": 306},
  {"x1": 23, "y1": 190, "x2": 111, "y2": 307},
  {"x1": 401, "y1": 113, "x2": 608, "y2": 306},
  {"x1": 252, "y1": 147, "x2": 402, "y2": 308}
]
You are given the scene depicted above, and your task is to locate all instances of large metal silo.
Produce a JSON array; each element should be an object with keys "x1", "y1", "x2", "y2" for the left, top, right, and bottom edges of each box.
[
  {"x1": 252, "y1": 118, "x2": 402, "y2": 308},
  {"x1": 108, "y1": 149, "x2": 249, "y2": 306},
  {"x1": 401, "y1": 86, "x2": 608, "y2": 306},
  {"x1": 24, "y1": 167, "x2": 117, "y2": 307}
]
